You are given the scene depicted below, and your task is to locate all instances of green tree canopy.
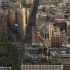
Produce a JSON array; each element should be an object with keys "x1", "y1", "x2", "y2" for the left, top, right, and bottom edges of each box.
[{"x1": 0, "y1": 33, "x2": 19, "y2": 70}]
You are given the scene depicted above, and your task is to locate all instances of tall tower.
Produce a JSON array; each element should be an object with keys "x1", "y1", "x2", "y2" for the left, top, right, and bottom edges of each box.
[
  {"x1": 48, "y1": 15, "x2": 67, "y2": 48},
  {"x1": 25, "y1": 0, "x2": 39, "y2": 46},
  {"x1": 26, "y1": 0, "x2": 33, "y2": 5},
  {"x1": 16, "y1": 0, "x2": 21, "y2": 8},
  {"x1": 48, "y1": 0, "x2": 63, "y2": 5},
  {"x1": 0, "y1": 0, "x2": 9, "y2": 33}
]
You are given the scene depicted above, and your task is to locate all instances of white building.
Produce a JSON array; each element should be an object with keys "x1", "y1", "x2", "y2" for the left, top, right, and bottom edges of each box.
[{"x1": 63, "y1": 0, "x2": 70, "y2": 3}]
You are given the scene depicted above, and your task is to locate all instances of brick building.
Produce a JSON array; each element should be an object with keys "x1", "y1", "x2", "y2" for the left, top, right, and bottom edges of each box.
[{"x1": 48, "y1": 21, "x2": 66, "y2": 47}]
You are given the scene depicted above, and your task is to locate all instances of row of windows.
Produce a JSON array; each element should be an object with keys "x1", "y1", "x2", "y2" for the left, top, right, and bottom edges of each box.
[{"x1": 48, "y1": 0, "x2": 63, "y2": 3}]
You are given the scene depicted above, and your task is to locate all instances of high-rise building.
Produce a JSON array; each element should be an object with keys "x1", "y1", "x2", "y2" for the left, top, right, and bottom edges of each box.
[
  {"x1": 48, "y1": 20, "x2": 66, "y2": 47},
  {"x1": 0, "y1": 0, "x2": 9, "y2": 32},
  {"x1": 26, "y1": 0, "x2": 33, "y2": 5},
  {"x1": 48, "y1": 0, "x2": 70, "y2": 4},
  {"x1": 0, "y1": 0, "x2": 9, "y2": 9},
  {"x1": 48, "y1": 0, "x2": 63, "y2": 5},
  {"x1": 63, "y1": 0, "x2": 70, "y2": 3}
]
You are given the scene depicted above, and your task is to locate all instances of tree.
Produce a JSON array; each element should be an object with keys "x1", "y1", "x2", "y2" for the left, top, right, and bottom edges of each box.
[{"x1": 0, "y1": 33, "x2": 19, "y2": 70}]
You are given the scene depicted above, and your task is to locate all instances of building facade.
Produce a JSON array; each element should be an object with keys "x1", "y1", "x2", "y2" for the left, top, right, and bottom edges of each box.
[
  {"x1": 48, "y1": 21, "x2": 66, "y2": 47},
  {"x1": 0, "y1": 0, "x2": 9, "y2": 32}
]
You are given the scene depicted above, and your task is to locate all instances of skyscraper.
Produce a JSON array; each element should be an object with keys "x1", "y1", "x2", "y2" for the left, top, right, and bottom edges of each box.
[
  {"x1": 26, "y1": 0, "x2": 33, "y2": 5},
  {"x1": 48, "y1": 20, "x2": 66, "y2": 47},
  {"x1": 0, "y1": 0, "x2": 9, "y2": 32},
  {"x1": 48, "y1": 0, "x2": 63, "y2": 5}
]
